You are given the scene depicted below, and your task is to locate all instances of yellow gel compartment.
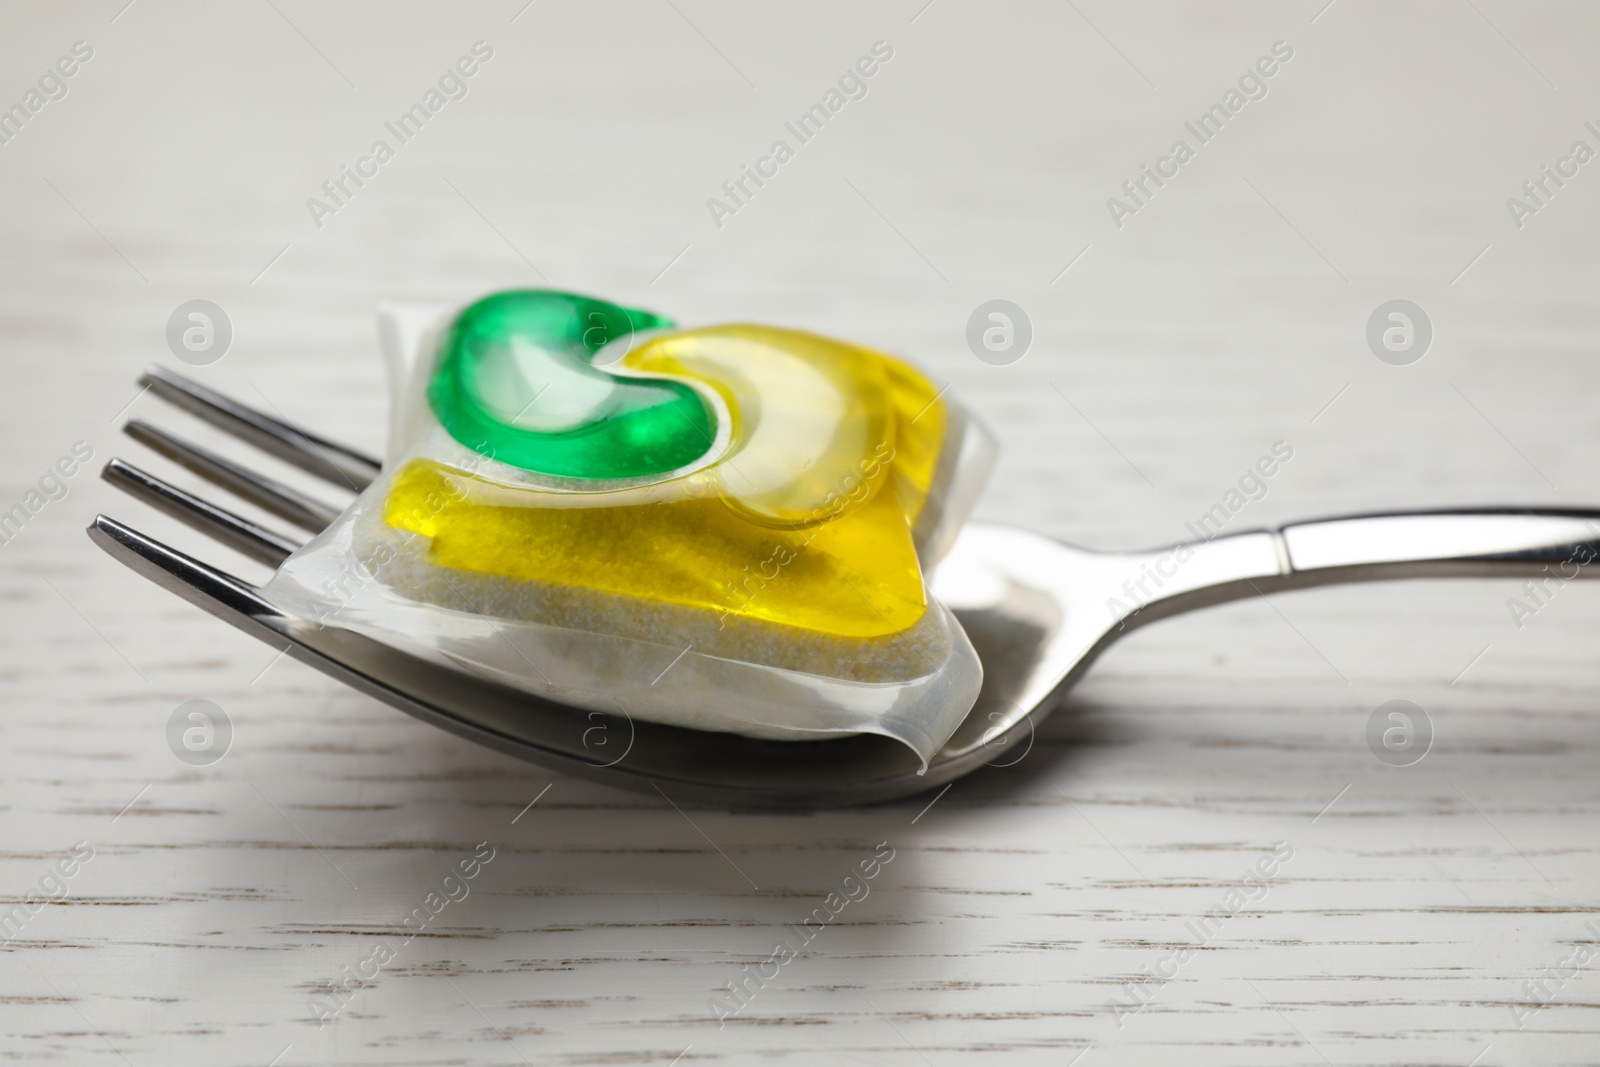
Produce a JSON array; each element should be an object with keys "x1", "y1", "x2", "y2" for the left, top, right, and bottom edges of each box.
[{"x1": 383, "y1": 325, "x2": 949, "y2": 639}]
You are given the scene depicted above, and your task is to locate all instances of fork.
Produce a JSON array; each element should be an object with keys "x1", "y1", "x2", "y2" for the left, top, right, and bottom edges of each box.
[{"x1": 92, "y1": 366, "x2": 1600, "y2": 808}]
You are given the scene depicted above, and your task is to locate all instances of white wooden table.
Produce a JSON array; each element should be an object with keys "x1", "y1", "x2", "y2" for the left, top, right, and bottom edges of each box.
[{"x1": 4, "y1": 2, "x2": 1599, "y2": 1063}]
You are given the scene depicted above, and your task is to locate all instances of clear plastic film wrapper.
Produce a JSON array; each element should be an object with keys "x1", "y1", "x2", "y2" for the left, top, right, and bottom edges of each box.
[{"x1": 265, "y1": 291, "x2": 997, "y2": 767}]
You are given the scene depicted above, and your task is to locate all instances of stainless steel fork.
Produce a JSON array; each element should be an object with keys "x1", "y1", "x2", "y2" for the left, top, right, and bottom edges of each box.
[{"x1": 92, "y1": 366, "x2": 1600, "y2": 808}]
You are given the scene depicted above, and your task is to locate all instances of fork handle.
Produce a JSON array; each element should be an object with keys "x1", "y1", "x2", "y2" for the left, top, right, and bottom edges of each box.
[
  {"x1": 1279, "y1": 507, "x2": 1600, "y2": 578},
  {"x1": 1121, "y1": 507, "x2": 1600, "y2": 625}
]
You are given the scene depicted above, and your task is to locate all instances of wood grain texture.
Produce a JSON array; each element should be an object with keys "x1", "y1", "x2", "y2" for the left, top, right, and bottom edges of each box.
[{"x1": 3, "y1": 1, "x2": 1599, "y2": 1063}]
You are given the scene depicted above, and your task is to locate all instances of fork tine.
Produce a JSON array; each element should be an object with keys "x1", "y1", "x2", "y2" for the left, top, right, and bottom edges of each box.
[
  {"x1": 124, "y1": 418, "x2": 340, "y2": 533},
  {"x1": 101, "y1": 458, "x2": 301, "y2": 566},
  {"x1": 140, "y1": 364, "x2": 382, "y2": 491},
  {"x1": 84, "y1": 514, "x2": 621, "y2": 789},
  {"x1": 87, "y1": 515, "x2": 296, "y2": 646}
]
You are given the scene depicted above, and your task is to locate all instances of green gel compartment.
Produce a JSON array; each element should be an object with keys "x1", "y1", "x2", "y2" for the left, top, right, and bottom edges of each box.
[{"x1": 426, "y1": 290, "x2": 713, "y2": 479}]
